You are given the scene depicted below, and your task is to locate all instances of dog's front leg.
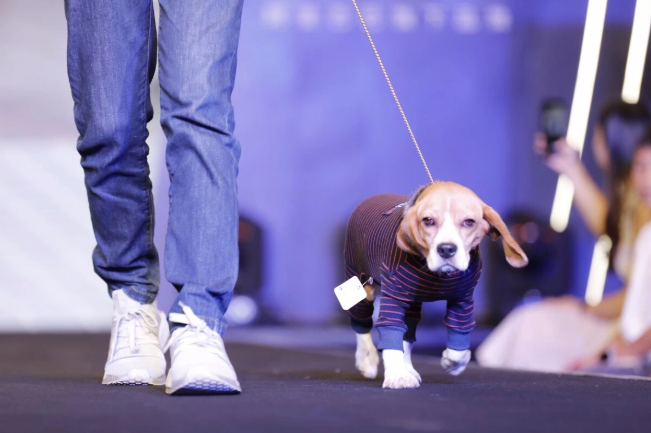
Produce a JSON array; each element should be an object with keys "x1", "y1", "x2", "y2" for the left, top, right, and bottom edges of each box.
[
  {"x1": 355, "y1": 333, "x2": 380, "y2": 379},
  {"x1": 403, "y1": 341, "x2": 421, "y2": 383},
  {"x1": 382, "y1": 349, "x2": 420, "y2": 389}
]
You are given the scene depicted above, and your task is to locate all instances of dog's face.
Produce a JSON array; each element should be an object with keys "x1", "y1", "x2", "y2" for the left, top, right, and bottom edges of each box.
[{"x1": 397, "y1": 182, "x2": 528, "y2": 272}]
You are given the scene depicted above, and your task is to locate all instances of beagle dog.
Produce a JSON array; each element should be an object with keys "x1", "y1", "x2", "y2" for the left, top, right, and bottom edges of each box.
[{"x1": 344, "y1": 182, "x2": 528, "y2": 389}]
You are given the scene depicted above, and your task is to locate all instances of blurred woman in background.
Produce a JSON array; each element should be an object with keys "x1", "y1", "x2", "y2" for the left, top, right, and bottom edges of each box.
[
  {"x1": 573, "y1": 129, "x2": 651, "y2": 373},
  {"x1": 476, "y1": 100, "x2": 651, "y2": 372}
]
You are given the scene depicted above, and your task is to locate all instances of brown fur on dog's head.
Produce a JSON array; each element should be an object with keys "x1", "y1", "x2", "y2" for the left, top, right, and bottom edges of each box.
[{"x1": 397, "y1": 182, "x2": 528, "y2": 272}]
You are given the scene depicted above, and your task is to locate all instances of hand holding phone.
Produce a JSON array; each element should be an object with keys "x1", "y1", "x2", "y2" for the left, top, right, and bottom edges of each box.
[
  {"x1": 534, "y1": 133, "x2": 581, "y2": 177},
  {"x1": 540, "y1": 99, "x2": 568, "y2": 154}
]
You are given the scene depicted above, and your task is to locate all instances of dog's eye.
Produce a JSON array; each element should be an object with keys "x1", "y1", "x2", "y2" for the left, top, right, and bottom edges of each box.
[
  {"x1": 422, "y1": 217, "x2": 435, "y2": 227},
  {"x1": 463, "y1": 219, "x2": 476, "y2": 228}
]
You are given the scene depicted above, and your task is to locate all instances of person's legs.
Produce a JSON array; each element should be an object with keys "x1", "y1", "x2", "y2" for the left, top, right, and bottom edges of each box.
[
  {"x1": 158, "y1": 0, "x2": 244, "y2": 395},
  {"x1": 65, "y1": 0, "x2": 166, "y2": 385},
  {"x1": 66, "y1": 0, "x2": 159, "y2": 303},
  {"x1": 158, "y1": 0, "x2": 243, "y2": 335}
]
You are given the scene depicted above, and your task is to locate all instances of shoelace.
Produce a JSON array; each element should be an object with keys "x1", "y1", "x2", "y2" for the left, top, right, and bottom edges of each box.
[
  {"x1": 163, "y1": 302, "x2": 228, "y2": 363},
  {"x1": 109, "y1": 309, "x2": 159, "y2": 361}
]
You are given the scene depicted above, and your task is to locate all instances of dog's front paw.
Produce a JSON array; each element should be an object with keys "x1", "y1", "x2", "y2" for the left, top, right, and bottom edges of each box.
[
  {"x1": 355, "y1": 334, "x2": 380, "y2": 379},
  {"x1": 382, "y1": 349, "x2": 420, "y2": 389},
  {"x1": 405, "y1": 365, "x2": 421, "y2": 383},
  {"x1": 382, "y1": 370, "x2": 421, "y2": 389},
  {"x1": 441, "y1": 348, "x2": 471, "y2": 376},
  {"x1": 356, "y1": 347, "x2": 380, "y2": 379}
]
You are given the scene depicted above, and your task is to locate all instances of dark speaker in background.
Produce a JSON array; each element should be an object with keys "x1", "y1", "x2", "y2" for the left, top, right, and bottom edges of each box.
[
  {"x1": 235, "y1": 216, "x2": 263, "y2": 295},
  {"x1": 481, "y1": 211, "x2": 573, "y2": 325},
  {"x1": 227, "y1": 215, "x2": 264, "y2": 326}
]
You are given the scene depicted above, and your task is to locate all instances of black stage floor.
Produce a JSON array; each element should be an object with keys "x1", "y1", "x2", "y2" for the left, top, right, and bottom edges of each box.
[{"x1": 1, "y1": 332, "x2": 650, "y2": 433}]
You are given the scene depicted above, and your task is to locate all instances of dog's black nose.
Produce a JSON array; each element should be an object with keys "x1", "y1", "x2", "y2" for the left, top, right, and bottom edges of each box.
[{"x1": 437, "y1": 243, "x2": 457, "y2": 259}]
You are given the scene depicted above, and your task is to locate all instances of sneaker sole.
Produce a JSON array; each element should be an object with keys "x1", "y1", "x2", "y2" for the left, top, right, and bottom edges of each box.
[
  {"x1": 103, "y1": 378, "x2": 166, "y2": 386},
  {"x1": 168, "y1": 384, "x2": 240, "y2": 395},
  {"x1": 166, "y1": 379, "x2": 241, "y2": 395},
  {"x1": 102, "y1": 371, "x2": 166, "y2": 386}
]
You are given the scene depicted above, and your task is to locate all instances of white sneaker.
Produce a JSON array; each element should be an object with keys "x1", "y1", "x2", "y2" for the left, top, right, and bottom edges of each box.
[
  {"x1": 102, "y1": 289, "x2": 167, "y2": 386},
  {"x1": 164, "y1": 302, "x2": 241, "y2": 395}
]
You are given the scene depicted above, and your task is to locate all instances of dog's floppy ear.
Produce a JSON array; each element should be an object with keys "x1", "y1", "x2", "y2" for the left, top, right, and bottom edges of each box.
[
  {"x1": 482, "y1": 204, "x2": 528, "y2": 268},
  {"x1": 397, "y1": 184, "x2": 432, "y2": 255},
  {"x1": 406, "y1": 184, "x2": 429, "y2": 207},
  {"x1": 396, "y1": 206, "x2": 428, "y2": 255}
]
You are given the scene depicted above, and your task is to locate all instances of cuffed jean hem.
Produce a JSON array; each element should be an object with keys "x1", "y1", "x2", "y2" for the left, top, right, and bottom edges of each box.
[
  {"x1": 110, "y1": 285, "x2": 158, "y2": 305},
  {"x1": 170, "y1": 315, "x2": 227, "y2": 336},
  {"x1": 168, "y1": 282, "x2": 232, "y2": 336},
  {"x1": 447, "y1": 328, "x2": 471, "y2": 351},
  {"x1": 377, "y1": 326, "x2": 406, "y2": 351}
]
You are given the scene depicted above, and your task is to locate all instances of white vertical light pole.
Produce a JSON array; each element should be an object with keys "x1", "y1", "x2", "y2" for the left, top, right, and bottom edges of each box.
[
  {"x1": 622, "y1": 0, "x2": 651, "y2": 104},
  {"x1": 584, "y1": 235, "x2": 613, "y2": 306},
  {"x1": 584, "y1": 0, "x2": 651, "y2": 306},
  {"x1": 549, "y1": 0, "x2": 609, "y2": 233}
]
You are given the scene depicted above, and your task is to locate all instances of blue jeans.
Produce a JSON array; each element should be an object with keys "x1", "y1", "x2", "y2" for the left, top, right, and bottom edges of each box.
[{"x1": 65, "y1": 0, "x2": 244, "y2": 335}]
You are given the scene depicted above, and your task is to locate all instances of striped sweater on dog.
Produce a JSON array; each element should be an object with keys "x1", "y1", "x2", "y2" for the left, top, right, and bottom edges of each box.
[{"x1": 344, "y1": 193, "x2": 482, "y2": 351}]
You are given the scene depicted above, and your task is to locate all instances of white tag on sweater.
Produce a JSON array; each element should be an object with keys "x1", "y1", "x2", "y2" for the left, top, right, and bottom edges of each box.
[{"x1": 334, "y1": 277, "x2": 367, "y2": 310}]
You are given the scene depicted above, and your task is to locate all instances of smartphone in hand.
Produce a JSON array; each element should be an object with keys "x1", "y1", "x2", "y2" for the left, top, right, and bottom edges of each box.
[{"x1": 540, "y1": 99, "x2": 568, "y2": 154}]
